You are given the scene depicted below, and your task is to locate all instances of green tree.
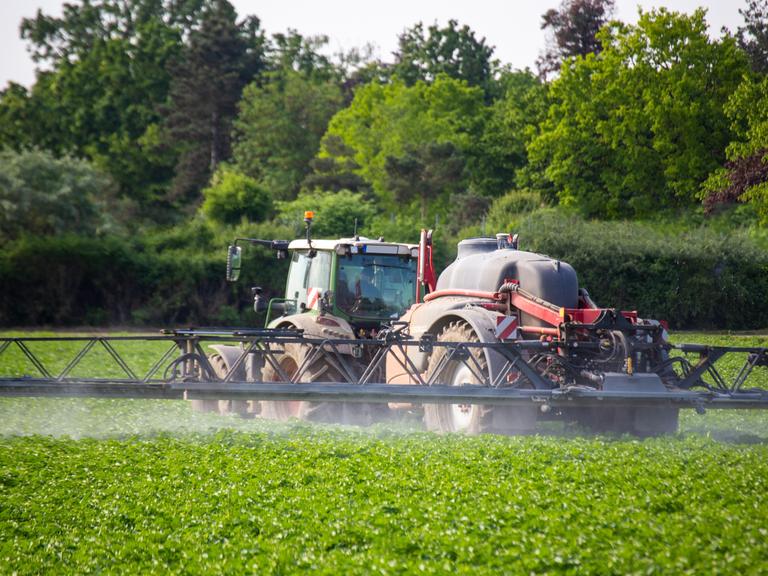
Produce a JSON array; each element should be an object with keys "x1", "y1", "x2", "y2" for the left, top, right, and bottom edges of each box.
[
  {"x1": 266, "y1": 31, "x2": 337, "y2": 81},
  {"x1": 702, "y1": 75, "x2": 768, "y2": 222},
  {"x1": 320, "y1": 75, "x2": 486, "y2": 215},
  {"x1": 201, "y1": 164, "x2": 272, "y2": 224},
  {"x1": 385, "y1": 142, "x2": 466, "y2": 220},
  {"x1": 18, "y1": 0, "x2": 205, "y2": 64},
  {"x1": 392, "y1": 20, "x2": 498, "y2": 99},
  {"x1": 276, "y1": 190, "x2": 376, "y2": 238},
  {"x1": 475, "y1": 70, "x2": 549, "y2": 197},
  {"x1": 334, "y1": 44, "x2": 390, "y2": 102},
  {"x1": 0, "y1": 149, "x2": 118, "y2": 241},
  {"x1": 163, "y1": 0, "x2": 265, "y2": 208},
  {"x1": 233, "y1": 70, "x2": 343, "y2": 200},
  {"x1": 2, "y1": 0, "x2": 208, "y2": 216},
  {"x1": 528, "y1": 9, "x2": 748, "y2": 218},
  {"x1": 485, "y1": 189, "x2": 543, "y2": 232}
]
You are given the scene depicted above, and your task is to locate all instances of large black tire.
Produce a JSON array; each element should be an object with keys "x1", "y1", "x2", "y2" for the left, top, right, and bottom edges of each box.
[
  {"x1": 424, "y1": 321, "x2": 537, "y2": 435},
  {"x1": 190, "y1": 353, "x2": 250, "y2": 416},
  {"x1": 260, "y1": 343, "x2": 388, "y2": 425}
]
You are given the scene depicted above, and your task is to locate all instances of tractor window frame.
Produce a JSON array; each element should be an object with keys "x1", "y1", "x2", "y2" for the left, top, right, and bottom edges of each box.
[
  {"x1": 336, "y1": 253, "x2": 417, "y2": 320},
  {"x1": 285, "y1": 251, "x2": 312, "y2": 309},
  {"x1": 285, "y1": 250, "x2": 333, "y2": 312},
  {"x1": 307, "y1": 251, "x2": 332, "y2": 293}
]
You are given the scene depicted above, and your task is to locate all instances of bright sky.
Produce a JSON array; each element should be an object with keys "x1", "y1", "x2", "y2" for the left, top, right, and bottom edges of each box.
[{"x1": 0, "y1": 0, "x2": 747, "y2": 88}]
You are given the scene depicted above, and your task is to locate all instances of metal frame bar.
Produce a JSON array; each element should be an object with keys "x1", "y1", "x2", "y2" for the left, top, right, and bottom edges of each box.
[
  {"x1": 13, "y1": 340, "x2": 53, "y2": 379},
  {"x1": 56, "y1": 339, "x2": 97, "y2": 381},
  {"x1": 0, "y1": 379, "x2": 765, "y2": 410}
]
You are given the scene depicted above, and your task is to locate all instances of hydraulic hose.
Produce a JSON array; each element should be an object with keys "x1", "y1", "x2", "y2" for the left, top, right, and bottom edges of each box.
[
  {"x1": 498, "y1": 282, "x2": 562, "y2": 313},
  {"x1": 423, "y1": 289, "x2": 501, "y2": 302}
]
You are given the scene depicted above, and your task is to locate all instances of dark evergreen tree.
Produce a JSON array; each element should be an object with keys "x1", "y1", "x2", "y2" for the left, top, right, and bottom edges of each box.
[
  {"x1": 536, "y1": 0, "x2": 615, "y2": 78},
  {"x1": 267, "y1": 30, "x2": 336, "y2": 80},
  {"x1": 164, "y1": 0, "x2": 265, "y2": 207},
  {"x1": 737, "y1": 0, "x2": 768, "y2": 74},
  {"x1": 303, "y1": 135, "x2": 370, "y2": 194}
]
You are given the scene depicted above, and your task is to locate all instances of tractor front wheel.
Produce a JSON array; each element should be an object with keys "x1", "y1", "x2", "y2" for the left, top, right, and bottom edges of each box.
[
  {"x1": 260, "y1": 344, "x2": 304, "y2": 421},
  {"x1": 260, "y1": 343, "x2": 388, "y2": 425},
  {"x1": 190, "y1": 353, "x2": 251, "y2": 416}
]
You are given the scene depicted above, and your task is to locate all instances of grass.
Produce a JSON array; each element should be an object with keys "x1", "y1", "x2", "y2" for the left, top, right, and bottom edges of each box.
[{"x1": 0, "y1": 331, "x2": 767, "y2": 574}]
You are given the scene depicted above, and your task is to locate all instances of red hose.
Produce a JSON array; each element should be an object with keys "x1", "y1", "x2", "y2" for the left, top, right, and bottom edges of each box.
[
  {"x1": 519, "y1": 326, "x2": 560, "y2": 336},
  {"x1": 424, "y1": 289, "x2": 500, "y2": 302}
]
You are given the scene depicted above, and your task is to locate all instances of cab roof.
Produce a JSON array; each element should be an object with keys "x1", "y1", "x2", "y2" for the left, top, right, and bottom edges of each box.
[{"x1": 288, "y1": 237, "x2": 418, "y2": 256}]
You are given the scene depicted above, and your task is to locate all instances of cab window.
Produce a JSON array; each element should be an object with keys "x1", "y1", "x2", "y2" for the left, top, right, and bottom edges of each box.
[
  {"x1": 336, "y1": 254, "x2": 416, "y2": 319},
  {"x1": 285, "y1": 251, "x2": 332, "y2": 311},
  {"x1": 285, "y1": 252, "x2": 311, "y2": 310},
  {"x1": 308, "y1": 251, "x2": 332, "y2": 292}
]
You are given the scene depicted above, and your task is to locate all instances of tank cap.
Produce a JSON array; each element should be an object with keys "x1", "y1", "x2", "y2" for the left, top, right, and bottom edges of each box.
[{"x1": 496, "y1": 233, "x2": 519, "y2": 250}]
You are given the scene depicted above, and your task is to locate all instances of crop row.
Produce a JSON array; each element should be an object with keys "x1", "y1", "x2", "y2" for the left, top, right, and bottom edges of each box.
[{"x1": 1, "y1": 332, "x2": 767, "y2": 574}]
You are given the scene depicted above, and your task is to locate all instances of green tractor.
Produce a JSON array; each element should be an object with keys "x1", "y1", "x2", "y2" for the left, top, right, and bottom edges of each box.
[{"x1": 196, "y1": 212, "x2": 432, "y2": 422}]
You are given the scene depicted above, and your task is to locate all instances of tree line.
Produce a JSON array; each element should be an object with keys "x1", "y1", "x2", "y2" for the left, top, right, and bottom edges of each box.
[
  {"x1": 4, "y1": 0, "x2": 768, "y2": 329},
  {"x1": 2, "y1": 0, "x2": 768, "y2": 241}
]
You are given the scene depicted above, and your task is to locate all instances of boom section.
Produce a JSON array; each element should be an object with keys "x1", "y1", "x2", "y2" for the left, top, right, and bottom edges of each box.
[{"x1": 0, "y1": 331, "x2": 766, "y2": 411}]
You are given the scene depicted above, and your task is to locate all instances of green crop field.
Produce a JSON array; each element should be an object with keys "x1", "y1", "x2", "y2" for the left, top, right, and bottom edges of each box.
[{"x1": 1, "y1": 332, "x2": 768, "y2": 574}]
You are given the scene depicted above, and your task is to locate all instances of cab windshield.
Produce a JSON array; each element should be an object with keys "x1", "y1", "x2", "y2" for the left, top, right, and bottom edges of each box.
[{"x1": 336, "y1": 254, "x2": 417, "y2": 319}]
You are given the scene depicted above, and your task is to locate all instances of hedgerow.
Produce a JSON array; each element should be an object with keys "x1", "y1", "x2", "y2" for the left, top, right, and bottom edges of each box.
[
  {"x1": 515, "y1": 211, "x2": 768, "y2": 329},
  {"x1": 0, "y1": 229, "x2": 288, "y2": 327},
  {"x1": 1, "y1": 211, "x2": 767, "y2": 329}
]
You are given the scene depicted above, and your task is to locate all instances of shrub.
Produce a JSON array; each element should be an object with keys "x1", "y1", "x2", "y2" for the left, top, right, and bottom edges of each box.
[
  {"x1": 201, "y1": 165, "x2": 272, "y2": 225},
  {"x1": 0, "y1": 148, "x2": 118, "y2": 241},
  {"x1": 485, "y1": 189, "x2": 542, "y2": 231}
]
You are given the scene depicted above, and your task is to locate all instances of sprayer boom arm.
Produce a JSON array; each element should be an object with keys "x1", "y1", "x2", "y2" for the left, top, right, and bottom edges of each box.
[{"x1": 1, "y1": 331, "x2": 766, "y2": 412}]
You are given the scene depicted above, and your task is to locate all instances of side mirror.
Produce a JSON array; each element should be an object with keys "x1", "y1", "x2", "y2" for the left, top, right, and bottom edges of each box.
[{"x1": 226, "y1": 245, "x2": 242, "y2": 282}]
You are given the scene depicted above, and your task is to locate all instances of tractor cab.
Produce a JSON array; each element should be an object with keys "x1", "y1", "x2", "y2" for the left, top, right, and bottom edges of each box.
[
  {"x1": 280, "y1": 238, "x2": 419, "y2": 328},
  {"x1": 225, "y1": 213, "x2": 433, "y2": 333}
]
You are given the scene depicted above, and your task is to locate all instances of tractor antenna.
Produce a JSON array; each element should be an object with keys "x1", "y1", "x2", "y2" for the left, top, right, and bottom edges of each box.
[
  {"x1": 354, "y1": 218, "x2": 358, "y2": 238},
  {"x1": 304, "y1": 211, "x2": 316, "y2": 257}
]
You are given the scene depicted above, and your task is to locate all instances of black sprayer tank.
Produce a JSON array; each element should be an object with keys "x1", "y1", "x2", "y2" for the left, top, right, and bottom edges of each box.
[{"x1": 436, "y1": 238, "x2": 579, "y2": 328}]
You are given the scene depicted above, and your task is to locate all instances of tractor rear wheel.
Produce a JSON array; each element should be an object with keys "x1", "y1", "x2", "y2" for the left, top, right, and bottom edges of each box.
[{"x1": 424, "y1": 321, "x2": 537, "y2": 435}]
